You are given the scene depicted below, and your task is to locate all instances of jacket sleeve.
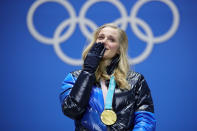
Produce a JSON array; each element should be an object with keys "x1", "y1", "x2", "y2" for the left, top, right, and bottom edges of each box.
[
  {"x1": 59, "y1": 70, "x2": 96, "y2": 120},
  {"x1": 133, "y1": 74, "x2": 156, "y2": 131}
]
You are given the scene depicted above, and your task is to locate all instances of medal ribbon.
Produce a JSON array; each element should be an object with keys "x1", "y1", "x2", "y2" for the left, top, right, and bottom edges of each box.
[{"x1": 104, "y1": 75, "x2": 116, "y2": 110}]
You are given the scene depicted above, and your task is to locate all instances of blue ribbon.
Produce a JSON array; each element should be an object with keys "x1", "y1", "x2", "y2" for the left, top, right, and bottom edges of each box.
[{"x1": 105, "y1": 75, "x2": 116, "y2": 110}]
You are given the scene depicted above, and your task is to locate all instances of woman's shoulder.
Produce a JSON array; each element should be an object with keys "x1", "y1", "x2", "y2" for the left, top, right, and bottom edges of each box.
[
  {"x1": 126, "y1": 70, "x2": 145, "y2": 88},
  {"x1": 127, "y1": 70, "x2": 142, "y2": 80},
  {"x1": 69, "y1": 69, "x2": 82, "y2": 78}
]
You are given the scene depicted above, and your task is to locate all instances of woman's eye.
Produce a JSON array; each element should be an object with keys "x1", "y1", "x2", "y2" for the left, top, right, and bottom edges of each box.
[
  {"x1": 109, "y1": 38, "x2": 115, "y2": 42},
  {"x1": 98, "y1": 36, "x2": 104, "y2": 40}
]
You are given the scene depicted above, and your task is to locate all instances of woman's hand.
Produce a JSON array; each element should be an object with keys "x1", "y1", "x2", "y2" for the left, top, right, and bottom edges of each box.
[{"x1": 83, "y1": 42, "x2": 106, "y2": 73}]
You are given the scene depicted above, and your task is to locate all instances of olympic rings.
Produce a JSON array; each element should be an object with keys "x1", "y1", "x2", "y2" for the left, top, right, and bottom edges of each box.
[{"x1": 27, "y1": 0, "x2": 180, "y2": 65}]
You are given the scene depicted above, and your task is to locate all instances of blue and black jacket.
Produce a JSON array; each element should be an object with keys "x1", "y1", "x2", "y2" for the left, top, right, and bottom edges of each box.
[{"x1": 60, "y1": 70, "x2": 156, "y2": 131}]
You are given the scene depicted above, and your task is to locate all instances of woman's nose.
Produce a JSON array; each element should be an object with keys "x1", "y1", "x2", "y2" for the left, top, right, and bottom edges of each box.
[
  {"x1": 97, "y1": 37, "x2": 107, "y2": 45},
  {"x1": 101, "y1": 38, "x2": 107, "y2": 45}
]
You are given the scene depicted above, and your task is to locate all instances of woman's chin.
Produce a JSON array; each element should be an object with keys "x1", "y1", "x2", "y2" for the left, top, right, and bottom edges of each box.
[
  {"x1": 102, "y1": 55, "x2": 110, "y2": 60},
  {"x1": 103, "y1": 53, "x2": 115, "y2": 60},
  {"x1": 103, "y1": 52, "x2": 111, "y2": 59}
]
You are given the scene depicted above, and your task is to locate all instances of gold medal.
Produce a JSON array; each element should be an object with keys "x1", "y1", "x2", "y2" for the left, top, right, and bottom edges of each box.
[
  {"x1": 100, "y1": 75, "x2": 117, "y2": 125},
  {"x1": 100, "y1": 110, "x2": 117, "y2": 125}
]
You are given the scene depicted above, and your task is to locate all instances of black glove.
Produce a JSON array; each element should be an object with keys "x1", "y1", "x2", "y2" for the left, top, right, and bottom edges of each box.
[
  {"x1": 66, "y1": 43, "x2": 105, "y2": 114},
  {"x1": 106, "y1": 54, "x2": 120, "y2": 75},
  {"x1": 83, "y1": 42, "x2": 106, "y2": 73}
]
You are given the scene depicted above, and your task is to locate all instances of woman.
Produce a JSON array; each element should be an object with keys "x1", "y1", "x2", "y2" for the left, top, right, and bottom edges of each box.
[{"x1": 59, "y1": 24, "x2": 156, "y2": 131}]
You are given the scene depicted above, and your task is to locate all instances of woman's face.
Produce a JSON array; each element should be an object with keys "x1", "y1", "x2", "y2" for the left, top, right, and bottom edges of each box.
[{"x1": 96, "y1": 27, "x2": 120, "y2": 59}]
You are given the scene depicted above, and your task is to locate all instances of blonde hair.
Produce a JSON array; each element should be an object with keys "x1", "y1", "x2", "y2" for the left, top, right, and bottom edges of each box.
[{"x1": 82, "y1": 23, "x2": 130, "y2": 90}]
